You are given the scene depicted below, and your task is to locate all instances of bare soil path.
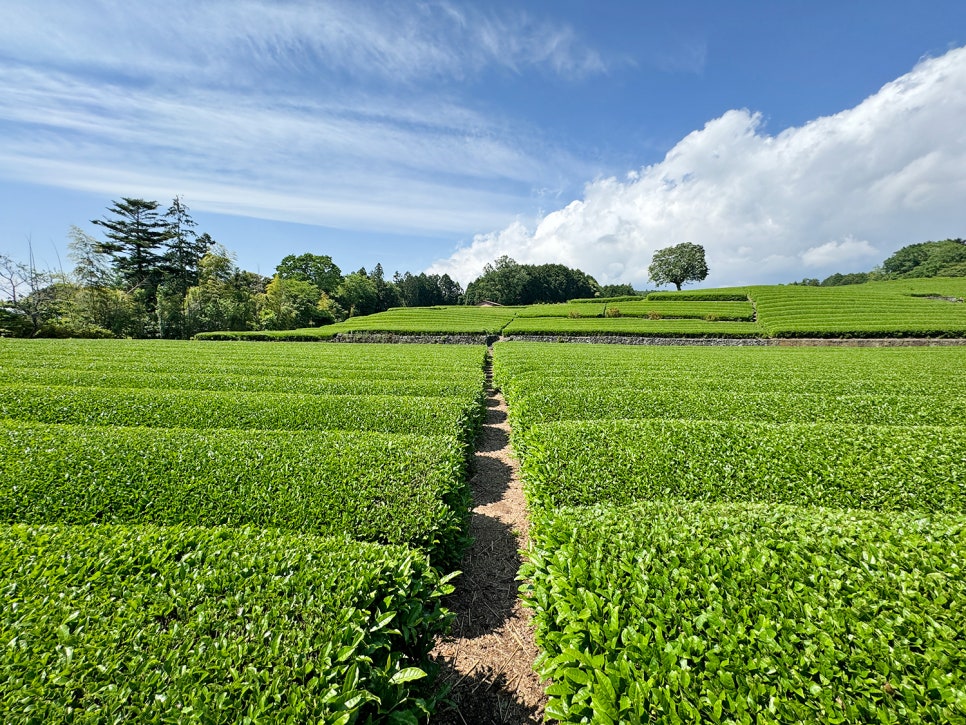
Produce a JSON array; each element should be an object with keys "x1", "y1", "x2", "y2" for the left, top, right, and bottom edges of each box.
[{"x1": 429, "y1": 357, "x2": 547, "y2": 724}]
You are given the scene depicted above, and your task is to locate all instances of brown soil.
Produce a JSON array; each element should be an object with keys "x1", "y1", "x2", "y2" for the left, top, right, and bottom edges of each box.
[{"x1": 429, "y1": 367, "x2": 547, "y2": 724}]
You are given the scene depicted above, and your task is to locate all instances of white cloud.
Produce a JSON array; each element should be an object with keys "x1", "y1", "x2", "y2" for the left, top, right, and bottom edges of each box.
[
  {"x1": 430, "y1": 46, "x2": 966, "y2": 287},
  {"x1": 800, "y1": 238, "x2": 879, "y2": 268}
]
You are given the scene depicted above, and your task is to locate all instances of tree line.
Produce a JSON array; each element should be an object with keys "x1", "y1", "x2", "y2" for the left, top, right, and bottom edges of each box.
[
  {"x1": 0, "y1": 197, "x2": 466, "y2": 338},
  {"x1": 792, "y1": 238, "x2": 966, "y2": 287}
]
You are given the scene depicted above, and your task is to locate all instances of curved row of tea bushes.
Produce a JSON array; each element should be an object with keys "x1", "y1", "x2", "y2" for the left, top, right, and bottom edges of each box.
[
  {"x1": 0, "y1": 421, "x2": 467, "y2": 568},
  {"x1": 0, "y1": 386, "x2": 483, "y2": 446},
  {"x1": 518, "y1": 419, "x2": 966, "y2": 516},
  {"x1": 501, "y1": 316, "x2": 763, "y2": 337},
  {"x1": 750, "y1": 279, "x2": 966, "y2": 338},
  {"x1": 0, "y1": 524, "x2": 453, "y2": 724},
  {"x1": 515, "y1": 300, "x2": 755, "y2": 321},
  {"x1": 522, "y1": 501, "x2": 966, "y2": 724},
  {"x1": 193, "y1": 306, "x2": 519, "y2": 339}
]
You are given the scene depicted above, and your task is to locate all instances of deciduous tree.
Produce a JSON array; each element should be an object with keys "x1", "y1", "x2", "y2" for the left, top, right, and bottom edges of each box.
[{"x1": 648, "y1": 242, "x2": 709, "y2": 291}]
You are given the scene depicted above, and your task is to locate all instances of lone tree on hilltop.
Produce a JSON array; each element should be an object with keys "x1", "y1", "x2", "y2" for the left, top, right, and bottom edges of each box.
[{"x1": 648, "y1": 242, "x2": 709, "y2": 290}]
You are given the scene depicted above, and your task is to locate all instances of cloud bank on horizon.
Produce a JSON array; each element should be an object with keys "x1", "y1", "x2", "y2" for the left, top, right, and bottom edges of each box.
[{"x1": 430, "y1": 46, "x2": 966, "y2": 289}]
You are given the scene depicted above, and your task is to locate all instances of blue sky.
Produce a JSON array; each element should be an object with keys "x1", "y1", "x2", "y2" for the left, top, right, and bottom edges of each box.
[{"x1": 2, "y1": 1, "x2": 965, "y2": 288}]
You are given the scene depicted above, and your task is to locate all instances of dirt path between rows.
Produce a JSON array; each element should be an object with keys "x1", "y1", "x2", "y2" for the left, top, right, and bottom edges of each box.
[{"x1": 429, "y1": 360, "x2": 547, "y2": 724}]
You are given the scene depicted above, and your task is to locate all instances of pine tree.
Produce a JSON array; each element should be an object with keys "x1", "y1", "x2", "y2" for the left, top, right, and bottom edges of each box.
[
  {"x1": 162, "y1": 196, "x2": 213, "y2": 294},
  {"x1": 91, "y1": 198, "x2": 171, "y2": 304}
]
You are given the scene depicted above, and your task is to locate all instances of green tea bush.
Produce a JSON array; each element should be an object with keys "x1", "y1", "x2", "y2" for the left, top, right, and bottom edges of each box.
[
  {"x1": 0, "y1": 386, "x2": 484, "y2": 446},
  {"x1": 0, "y1": 367, "x2": 484, "y2": 399},
  {"x1": 505, "y1": 387, "x2": 966, "y2": 430},
  {"x1": 523, "y1": 501, "x2": 966, "y2": 724},
  {"x1": 501, "y1": 317, "x2": 762, "y2": 337},
  {"x1": 0, "y1": 524, "x2": 454, "y2": 723},
  {"x1": 0, "y1": 422, "x2": 468, "y2": 566},
  {"x1": 518, "y1": 419, "x2": 966, "y2": 516}
]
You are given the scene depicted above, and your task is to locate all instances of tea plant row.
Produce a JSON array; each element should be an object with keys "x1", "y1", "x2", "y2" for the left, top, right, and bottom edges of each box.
[
  {"x1": 0, "y1": 340, "x2": 488, "y2": 722},
  {"x1": 1, "y1": 524, "x2": 453, "y2": 723},
  {"x1": 493, "y1": 342, "x2": 966, "y2": 723}
]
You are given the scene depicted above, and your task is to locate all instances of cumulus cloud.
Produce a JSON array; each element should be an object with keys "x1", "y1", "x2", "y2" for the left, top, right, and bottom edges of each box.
[{"x1": 430, "y1": 46, "x2": 966, "y2": 287}]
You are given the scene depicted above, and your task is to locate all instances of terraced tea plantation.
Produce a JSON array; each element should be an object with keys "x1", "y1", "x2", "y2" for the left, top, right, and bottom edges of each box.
[
  {"x1": 495, "y1": 343, "x2": 966, "y2": 723},
  {"x1": 196, "y1": 276, "x2": 966, "y2": 341},
  {"x1": 0, "y1": 339, "x2": 487, "y2": 722}
]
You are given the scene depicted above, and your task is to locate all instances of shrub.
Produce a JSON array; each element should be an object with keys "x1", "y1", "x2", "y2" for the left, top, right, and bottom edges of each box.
[
  {"x1": 524, "y1": 501, "x2": 966, "y2": 724},
  {"x1": 0, "y1": 524, "x2": 454, "y2": 723}
]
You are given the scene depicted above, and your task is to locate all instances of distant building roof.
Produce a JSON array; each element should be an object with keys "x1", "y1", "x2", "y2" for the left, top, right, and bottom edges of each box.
[{"x1": 475, "y1": 300, "x2": 504, "y2": 307}]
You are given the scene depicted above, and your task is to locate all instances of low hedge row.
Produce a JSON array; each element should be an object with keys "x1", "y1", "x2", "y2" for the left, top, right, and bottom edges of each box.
[
  {"x1": 518, "y1": 419, "x2": 966, "y2": 516},
  {"x1": 504, "y1": 387, "x2": 966, "y2": 430},
  {"x1": 1, "y1": 524, "x2": 454, "y2": 723},
  {"x1": 500, "y1": 317, "x2": 763, "y2": 337},
  {"x1": 0, "y1": 386, "x2": 483, "y2": 446},
  {"x1": 523, "y1": 501, "x2": 966, "y2": 724},
  {"x1": 0, "y1": 422, "x2": 468, "y2": 567},
  {"x1": 0, "y1": 367, "x2": 484, "y2": 399}
]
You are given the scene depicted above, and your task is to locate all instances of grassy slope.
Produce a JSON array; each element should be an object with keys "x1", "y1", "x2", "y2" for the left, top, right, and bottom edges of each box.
[{"x1": 196, "y1": 277, "x2": 966, "y2": 339}]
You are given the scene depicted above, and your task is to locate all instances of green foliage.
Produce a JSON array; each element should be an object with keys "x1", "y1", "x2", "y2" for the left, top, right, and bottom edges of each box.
[
  {"x1": 90, "y1": 197, "x2": 170, "y2": 302},
  {"x1": 259, "y1": 275, "x2": 329, "y2": 330},
  {"x1": 464, "y1": 256, "x2": 599, "y2": 305},
  {"x1": 751, "y1": 278, "x2": 966, "y2": 337},
  {"x1": 567, "y1": 295, "x2": 643, "y2": 303},
  {"x1": 0, "y1": 524, "x2": 453, "y2": 723},
  {"x1": 326, "y1": 305, "x2": 517, "y2": 335},
  {"x1": 882, "y1": 239, "x2": 966, "y2": 278},
  {"x1": 523, "y1": 501, "x2": 966, "y2": 724},
  {"x1": 501, "y1": 316, "x2": 761, "y2": 337},
  {"x1": 0, "y1": 339, "x2": 488, "y2": 568},
  {"x1": 0, "y1": 422, "x2": 469, "y2": 565},
  {"x1": 336, "y1": 271, "x2": 380, "y2": 317},
  {"x1": 0, "y1": 385, "x2": 482, "y2": 444},
  {"x1": 505, "y1": 386, "x2": 966, "y2": 430},
  {"x1": 393, "y1": 271, "x2": 463, "y2": 307},
  {"x1": 645, "y1": 289, "x2": 752, "y2": 301},
  {"x1": 497, "y1": 341, "x2": 966, "y2": 721},
  {"x1": 647, "y1": 242, "x2": 709, "y2": 291},
  {"x1": 275, "y1": 252, "x2": 343, "y2": 295},
  {"x1": 820, "y1": 271, "x2": 871, "y2": 286},
  {"x1": 515, "y1": 300, "x2": 755, "y2": 321},
  {"x1": 518, "y1": 418, "x2": 966, "y2": 516}
]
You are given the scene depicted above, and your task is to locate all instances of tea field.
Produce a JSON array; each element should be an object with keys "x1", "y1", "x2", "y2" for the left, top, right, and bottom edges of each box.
[
  {"x1": 0, "y1": 339, "x2": 487, "y2": 722},
  {"x1": 495, "y1": 343, "x2": 966, "y2": 723},
  {"x1": 197, "y1": 276, "x2": 966, "y2": 340},
  {"x1": 4, "y1": 334, "x2": 966, "y2": 723}
]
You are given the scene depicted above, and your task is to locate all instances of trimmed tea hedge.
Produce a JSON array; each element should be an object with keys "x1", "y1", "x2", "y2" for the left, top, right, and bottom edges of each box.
[
  {"x1": 518, "y1": 419, "x2": 966, "y2": 516},
  {"x1": 501, "y1": 317, "x2": 762, "y2": 337},
  {"x1": 505, "y1": 387, "x2": 966, "y2": 430},
  {"x1": 523, "y1": 501, "x2": 966, "y2": 724},
  {"x1": 0, "y1": 386, "x2": 484, "y2": 445},
  {"x1": 0, "y1": 422, "x2": 468, "y2": 566},
  {"x1": 0, "y1": 366, "x2": 483, "y2": 399},
  {"x1": 0, "y1": 524, "x2": 454, "y2": 723}
]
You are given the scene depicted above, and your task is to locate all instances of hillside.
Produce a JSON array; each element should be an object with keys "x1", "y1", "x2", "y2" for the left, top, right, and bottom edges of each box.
[{"x1": 196, "y1": 277, "x2": 966, "y2": 340}]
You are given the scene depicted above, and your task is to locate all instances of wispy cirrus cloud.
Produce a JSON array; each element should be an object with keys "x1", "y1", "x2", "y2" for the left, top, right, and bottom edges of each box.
[
  {"x1": 0, "y1": 1, "x2": 608, "y2": 238},
  {"x1": 0, "y1": 0, "x2": 606, "y2": 86},
  {"x1": 429, "y1": 46, "x2": 966, "y2": 287}
]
